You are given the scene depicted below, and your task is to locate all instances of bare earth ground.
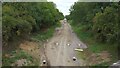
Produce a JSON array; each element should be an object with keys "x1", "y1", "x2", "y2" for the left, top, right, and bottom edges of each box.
[
  {"x1": 45, "y1": 20, "x2": 87, "y2": 66},
  {"x1": 19, "y1": 41, "x2": 46, "y2": 66}
]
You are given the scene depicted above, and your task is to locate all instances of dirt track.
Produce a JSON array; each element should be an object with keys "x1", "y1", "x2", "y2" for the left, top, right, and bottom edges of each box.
[{"x1": 45, "y1": 20, "x2": 87, "y2": 66}]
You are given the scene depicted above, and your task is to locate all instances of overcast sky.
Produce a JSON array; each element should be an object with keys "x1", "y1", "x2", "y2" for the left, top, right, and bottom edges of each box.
[{"x1": 48, "y1": 0, "x2": 78, "y2": 16}]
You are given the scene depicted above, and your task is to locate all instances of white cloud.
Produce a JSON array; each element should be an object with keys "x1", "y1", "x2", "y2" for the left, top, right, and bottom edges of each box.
[{"x1": 48, "y1": 0, "x2": 78, "y2": 16}]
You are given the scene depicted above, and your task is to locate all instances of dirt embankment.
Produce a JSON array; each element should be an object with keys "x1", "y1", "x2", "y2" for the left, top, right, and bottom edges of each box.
[
  {"x1": 3, "y1": 40, "x2": 47, "y2": 66},
  {"x1": 19, "y1": 40, "x2": 49, "y2": 66}
]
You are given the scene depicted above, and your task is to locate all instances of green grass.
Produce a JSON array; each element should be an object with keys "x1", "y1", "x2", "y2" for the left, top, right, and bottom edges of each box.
[
  {"x1": 31, "y1": 26, "x2": 55, "y2": 42},
  {"x1": 31, "y1": 22, "x2": 61, "y2": 42},
  {"x1": 94, "y1": 62, "x2": 110, "y2": 66},
  {"x1": 76, "y1": 51, "x2": 86, "y2": 60},
  {"x1": 56, "y1": 21, "x2": 62, "y2": 27},
  {"x1": 69, "y1": 20, "x2": 118, "y2": 66},
  {"x1": 2, "y1": 50, "x2": 34, "y2": 66},
  {"x1": 89, "y1": 62, "x2": 110, "y2": 68},
  {"x1": 89, "y1": 66, "x2": 109, "y2": 68}
]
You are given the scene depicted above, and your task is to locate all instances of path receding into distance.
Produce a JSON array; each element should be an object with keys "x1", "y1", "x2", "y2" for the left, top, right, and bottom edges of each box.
[{"x1": 45, "y1": 20, "x2": 87, "y2": 66}]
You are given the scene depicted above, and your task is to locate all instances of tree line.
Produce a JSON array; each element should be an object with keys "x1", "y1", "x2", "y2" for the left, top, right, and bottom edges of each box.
[
  {"x1": 66, "y1": 2, "x2": 119, "y2": 44},
  {"x1": 2, "y1": 2, "x2": 64, "y2": 46}
]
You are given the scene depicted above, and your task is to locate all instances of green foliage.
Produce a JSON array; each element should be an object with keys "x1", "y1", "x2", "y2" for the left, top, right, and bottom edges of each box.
[
  {"x1": 93, "y1": 6, "x2": 118, "y2": 43},
  {"x1": 65, "y1": 15, "x2": 71, "y2": 20},
  {"x1": 2, "y1": 50, "x2": 33, "y2": 66},
  {"x1": 71, "y1": 20, "x2": 118, "y2": 66},
  {"x1": 89, "y1": 66, "x2": 108, "y2": 68},
  {"x1": 68, "y1": 2, "x2": 119, "y2": 44},
  {"x1": 2, "y1": 2, "x2": 64, "y2": 46},
  {"x1": 69, "y1": 2, "x2": 119, "y2": 66},
  {"x1": 31, "y1": 26, "x2": 55, "y2": 41},
  {"x1": 66, "y1": 2, "x2": 119, "y2": 66}
]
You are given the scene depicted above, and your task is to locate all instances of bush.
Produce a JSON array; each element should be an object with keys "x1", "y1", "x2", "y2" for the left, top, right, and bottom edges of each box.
[
  {"x1": 2, "y1": 2, "x2": 64, "y2": 46},
  {"x1": 93, "y1": 7, "x2": 118, "y2": 43}
]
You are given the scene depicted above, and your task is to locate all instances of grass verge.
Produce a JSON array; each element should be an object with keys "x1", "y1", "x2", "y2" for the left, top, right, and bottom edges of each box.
[{"x1": 69, "y1": 20, "x2": 118, "y2": 66}]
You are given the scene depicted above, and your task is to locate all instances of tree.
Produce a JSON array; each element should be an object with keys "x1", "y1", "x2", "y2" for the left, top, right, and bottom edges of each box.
[
  {"x1": 68, "y1": 2, "x2": 119, "y2": 43},
  {"x1": 2, "y1": 2, "x2": 64, "y2": 46}
]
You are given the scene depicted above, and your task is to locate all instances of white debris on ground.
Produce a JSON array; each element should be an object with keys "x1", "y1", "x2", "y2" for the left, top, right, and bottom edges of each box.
[
  {"x1": 43, "y1": 60, "x2": 46, "y2": 64},
  {"x1": 56, "y1": 43, "x2": 59, "y2": 46},
  {"x1": 75, "y1": 48, "x2": 83, "y2": 52},
  {"x1": 112, "y1": 60, "x2": 120, "y2": 66},
  {"x1": 109, "y1": 60, "x2": 120, "y2": 68},
  {"x1": 113, "y1": 63, "x2": 117, "y2": 65},
  {"x1": 73, "y1": 57, "x2": 77, "y2": 61},
  {"x1": 78, "y1": 44, "x2": 81, "y2": 46},
  {"x1": 67, "y1": 43, "x2": 70, "y2": 46}
]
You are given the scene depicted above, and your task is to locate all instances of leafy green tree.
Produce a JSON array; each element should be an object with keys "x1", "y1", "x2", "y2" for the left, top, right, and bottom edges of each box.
[
  {"x1": 2, "y1": 2, "x2": 64, "y2": 46},
  {"x1": 93, "y1": 6, "x2": 118, "y2": 42},
  {"x1": 68, "y1": 2, "x2": 119, "y2": 43}
]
